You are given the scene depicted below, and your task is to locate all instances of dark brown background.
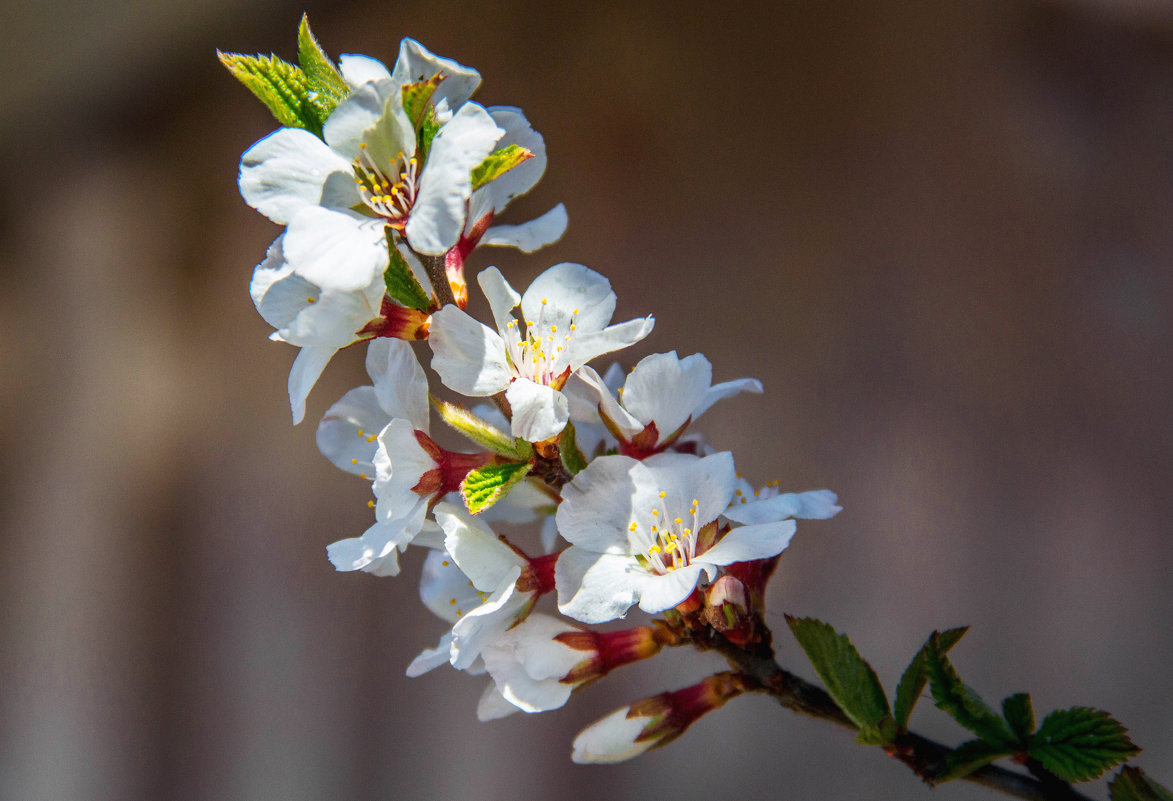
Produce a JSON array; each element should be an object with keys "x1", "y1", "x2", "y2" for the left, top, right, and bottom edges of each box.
[{"x1": 1, "y1": 1, "x2": 1170, "y2": 799}]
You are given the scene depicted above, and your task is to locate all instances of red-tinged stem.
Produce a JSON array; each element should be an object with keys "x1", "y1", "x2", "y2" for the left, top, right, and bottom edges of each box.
[{"x1": 690, "y1": 631, "x2": 1094, "y2": 801}]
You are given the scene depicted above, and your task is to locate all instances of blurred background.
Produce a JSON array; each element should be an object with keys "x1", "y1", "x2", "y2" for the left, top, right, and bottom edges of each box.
[{"x1": 1, "y1": 1, "x2": 1170, "y2": 799}]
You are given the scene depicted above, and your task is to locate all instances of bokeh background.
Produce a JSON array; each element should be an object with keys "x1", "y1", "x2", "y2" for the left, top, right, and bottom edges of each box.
[{"x1": 1, "y1": 1, "x2": 1170, "y2": 799}]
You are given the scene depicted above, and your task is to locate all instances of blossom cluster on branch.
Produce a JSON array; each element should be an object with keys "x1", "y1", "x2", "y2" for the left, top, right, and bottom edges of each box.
[{"x1": 222, "y1": 18, "x2": 1166, "y2": 798}]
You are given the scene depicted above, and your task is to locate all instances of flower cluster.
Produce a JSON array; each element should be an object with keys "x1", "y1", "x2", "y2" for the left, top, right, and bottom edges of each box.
[{"x1": 226, "y1": 21, "x2": 839, "y2": 763}]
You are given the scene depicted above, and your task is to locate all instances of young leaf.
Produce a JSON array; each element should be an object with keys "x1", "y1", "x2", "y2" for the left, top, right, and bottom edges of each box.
[
  {"x1": 559, "y1": 421, "x2": 588, "y2": 475},
  {"x1": 1003, "y1": 693, "x2": 1036, "y2": 742},
  {"x1": 432, "y1": 396, "x2": 534, "y2": 460},
  {"x1": 1110, "y1": 767, "x2": 1173, "y2": 801},
  {"x1": 937, "y1": 739, "x2": 1019, "y2": 782},
  {"x1": 418, "y1": 107, "x2": 442, "y2": 164},
  {"x1": 384, "y1": 231, "x2": 433, "y2": 311},
  {"x1": 893, "y1": 626, "x2": 969, "y2": 731},
  {"x1": 297, "y1": 14, "x2": 348, "y2": 120},
  {"x1": 461, "y1": 462, "x2": 531, "y2": 514},
  {"x1": 402, "y1": 75, "x2": 444, "y2": 129},
  {"x1": 1029, "y1": 707, "x2": 1140, "y2": 783},
  {"x1": 470, "y1": 144, "x2": 535, "y2": 192},
  {"x1": 785, "y1": 616, "x2": 892, "y2": 739},
  {"x1": 925, "y1": 635, "x2": 1015, "y2": 748},
  {"x1": 218, "y1": 52, "x2": 320, "y2": 133}
]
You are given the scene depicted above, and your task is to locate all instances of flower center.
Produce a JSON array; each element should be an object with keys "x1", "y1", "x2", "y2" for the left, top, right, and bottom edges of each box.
[
  {"x1": 503, "y1": 300, "x2": 580, "y2": 387},
  {"x1": 353, "y1": 144, "x2": 420, "y2": 227},
  {"x1": 630, "y1": 492, "x2": 702, "y2": 575}
]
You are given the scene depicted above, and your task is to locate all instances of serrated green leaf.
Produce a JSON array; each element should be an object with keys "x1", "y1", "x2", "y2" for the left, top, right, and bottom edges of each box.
[
  {"x1": 470, "y1": 144, "x2": 535, "y2": 192},
  {"x1": 786, "y1": 616, "x2": 891, "y2": 738},
  {"x1": 893, "y1": 626, "x2": 969, "y2": 731},
  {"x1": 1003, "y1": 693, "x2": 1035, "y2": 742},
  {"x1": 926, "y1": 634, "x2": 1015, "y2": 747},
  {"x1": 461, "y1": 461, "x2": 531, "y2": 514},
  {"x1": 402, "y1": 75, "x2": 444, "y2": 129},
  {"x1": 418, "y1": 107, "x2": 442, "y2": 164},
  {"x1": 297, "y1": 14, "x2": 348, "y2": 121},
  {"x1": 1029, "y1": 707, "x2": 1140, "y2": 783},
  {"x1": 384, "y1": 231, "x2": 433, "y2": 311},
  {"x1": 559, "y1": 421, "x2": 588, "y2": 475},
  {"x1": 937, "y1": 739, "x2": 1019, "y2": 782},
  {"x1": 1111, "y1": 767, "x2": 1173, "y2": 801},
  {"x1": 432, "y1": 397, "x2": 534, "y2": 460},
  {"x1": 219, "y1": 51, "x2": 322, "y2": 132}
]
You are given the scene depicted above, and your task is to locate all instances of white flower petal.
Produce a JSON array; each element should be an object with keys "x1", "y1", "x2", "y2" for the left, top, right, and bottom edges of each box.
[
  {"x1": 316, "y1": 386, "x2": 389, "y2": 474},
  {"x1": 419, "y1": 549, "x2": 484, "y2": 623},
  {"x1": 724, "y1": 489, "x2": 842, "y2": 525},
  {"x1": 405, "y1": 103, "x2": 503, "y2": 254},
  {"x1": 366, "y1": 338, "x2": 430, "y2": 431},
  {"x1": 636, "y1": 565, "x2": 705, "y2": 614},
  {"x1": 239, "y1": 128, "x2": 356, "y2": 224},
  {"x1": 283, "y1": 206, "x2": 389, "y2": 292},
  {"x1": 565, "y1": 366, "x2": 643, "y2": 437},
  {"x1": 556, "y1": 455, "x2": 639, "y2": 554},
  {"x1": 288, "y1": 345, "x2": 337, "y2": 425},
  {"x1": 338, "y1": 54, "x2": 391, "y2": 88},
  {"x1": 321, "y1": 82, "x2": 387, "y2": 159},
  {"x1": 566, "y1": 316, "x2": 655, "y2": 369},
  {"x1": 555, "y1": 549, "x2": 639, "y2": 624},
  {"x1": 450, "y1": 572, "x2": 525, "y2": 669},
  {"x1": 641, "y1": 451, "x2": 736, "y2": 528},
  {"x1": 480, "y1": 204, "x2": 568, "y2": 252},
  {"x1": 521, "y1": 263, "x2": 615, "y2": 334},
  {"x1": 406, "y1": 631, "x2": 453, "y2": 677},
  {"x1": 372, "y1": 420, "x2": 435, "y2": 517},
  {"x1": 700, "y1": 520, "x2": 797, "y2": 566},
  {"x1": 390, "y1": 38, "x2": 481, "y2": 110},
  {"x1": 571, "y1": 707, "x2": 655, "y2": 764},
  {"x1": 506, "y1": 379, "x2": 569, "y2": 442},
  {"x1": 693, "y1": 377, "x2": 764, "y2": 419},
  {"x1": 483, "y1": 106, "x2": 547, "y2": 210},
  {"x1": 436, "y1": 503, "x2": 526, "y2": 591},
  {"x1": 325, "y1": 519, "x2": 411, "y2": 576},
  {"x1": 476, "y1": 682, "x2": 521, "y2": 720},
  {"x1": 428, "y1": 306, "x2": 512, "y2": 395},
  {"x1": 621, "y1": 352, "x2": 712, "y2": 436},
  {"x1": 476, "y1": 267, "x2": 521, "y2": 334}
]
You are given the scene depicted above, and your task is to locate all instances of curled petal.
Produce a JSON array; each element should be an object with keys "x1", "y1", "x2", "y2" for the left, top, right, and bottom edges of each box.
[
  {"x1": 480, "y1": 204, "x2": 568, "y2": 253},
  {"x1": 506, "y1": 379, "x2": 569, "y2": 442}
]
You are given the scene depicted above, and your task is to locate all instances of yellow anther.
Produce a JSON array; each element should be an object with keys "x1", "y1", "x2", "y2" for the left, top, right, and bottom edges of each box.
[
  {"x1": 367, "y1": 500, "x2": 375, "y2": 509},
  {"x1": 648, "y1": 545, "x2": 661, "y2": 554},
  {"x1": 629, "y1": 522, "x2": 638, "y2": 531},
  {"x1": 573, "y1": 308, "x2": 579, "y2": 315},
  {"x1": 550, "y1": 325, "x2": 557, "y2": 333},
  {"x1": 306, "y1": 297, "x2": 316, "y2": 304},
  {"x1": 651, "y1": 509, "x2": 659, "y2": 516},
  {"x1": 541, "y1": 298, "x2": 548, "y2": 305},
  {"x1": 359, "y1": 474, "x2": 368, "y2": 480},
  {"x1": 658, "y1": 491, "x2": 666, "y2": 499},
  {"x1": 674, "y1": 517, "x2": 683, "y2": 525},
  {"x1": 651, "y1": 525, "x2": 658, "y2": 533},
  {"x1": 351, "y1": 458, "x2": 358, "y2": 464},
  {"x1": 468, "y1": 581, "x2": 474, "y2": 588},
  {"x1": 570, "y1": 324, "x2": 577, "y2": 331},
  {"x1": 356, "y1": 429, "x2": 365, "y2": 437},
  {"x1": 441, "y1": 560, "x2": 449, "y2": 566},
  {"x1": 692, "y1": 498, "x2": 699, "y2": 505}
]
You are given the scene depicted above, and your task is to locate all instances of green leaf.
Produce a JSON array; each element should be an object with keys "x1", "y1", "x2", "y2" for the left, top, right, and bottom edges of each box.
[
  {"x1": 402, "y1": 75, "x2": 444, "y2": 129},
  {"x1": 893, "y1": 626, "x2": 969, "y2": 731},
  {"x1": 559, "y1": 421, "x2": 588, "y2": 475},
  {"x1": 1110, "y1": 767, "x2": 1173, "y2": 801},
  {"x1": 855, "y1": 717, "x2": 899, "y2": 746},
  {"x1": 470, "y1": 144, "x2": 535, "y2": 192},
  {"x1": 218, "y1": 51, "x2": 321, "y2": 133},
  {"x1": 418, "y1": 107, "x2": 442, "y2": 164},
  {"x1": 1003, "y1": 693, "x2": 1036, "y2": 742},
  {"x1": 461, "y1": 462, "x2": 532, "y2": 514},
  {"x1": 938, "y1": 739, "x2": 1019, "y2": 782},
  {"x1": 432, "y1": 396, "x2": 534, "y2": 460},
  {"x1": 786, "y1": 616, "x2": 891, "y2": 739},
  {"x1": 925, "y1": 634, "x2": 1015, "y2": 747},
  {"x1": 1029, "y1": 707, "x2": 1140, "y2": 783},
  {"x1": 297, "y1": 14, "x2": 348, "y2": 121},
  {"x1": 383, "y1": 231, "x2": 433, "y2": 311}
]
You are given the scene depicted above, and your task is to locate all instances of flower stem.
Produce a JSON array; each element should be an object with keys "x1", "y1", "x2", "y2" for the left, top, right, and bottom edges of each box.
[
  {"x1": 418, "y1": 251, "x2": 458, "y2": 308},
  {"x1": 694, "y1": 631, "x2": 1094, "y2": 801}
]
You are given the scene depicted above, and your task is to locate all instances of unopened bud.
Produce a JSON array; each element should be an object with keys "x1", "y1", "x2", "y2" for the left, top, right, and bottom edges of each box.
[{"x1": 571, "y1": 672, "x2": 746, "y2": 763}]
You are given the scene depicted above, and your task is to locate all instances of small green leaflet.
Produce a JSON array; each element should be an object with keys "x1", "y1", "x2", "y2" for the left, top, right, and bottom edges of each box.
[
  {"x1": 1110, "y1": 767, "x2": 1173, "y2": 801},
  {"x1": 471, "y1": 145, "x2": 534, "y2": 192},
  {"x1": 432, "y1": 396, "x2": 534, "y2": 461},
  {"x1": 1028, "y1": 707, "x2": 1139, "y2": 783},
  {"x1": 402, "y1": 75, "x2": 444, "y2": 130},
  {"x1": 559, "y1": 422, "x2": 588, "y2": 475},
  {"x1": 461, "y1": 462, "x2": 532, "y2": 514},
  {"x1": 785, "y1": 617, "x2": 893, "y2": 743},
  {"x1": 938, "y1": 739, "x2": 1019, "y2": 782},
  {"x1": 218, "y1": 52, "x2": 320, "y2": 133},
  {"x1": 297, "y1": 15, "x2": 348, "y2": 122},
  {"x1": 383, "y1": 231, "x2": 432, "y2": 311},
  {"x1": 893, "y1": 627, "x2": 969, "y2": 732},
  {"x1": 1002, "y1": 693, "x2": 1036, "y2": 741},
  {"x1": 925, "y1": 635, "x2": 1016, "y2": 748}
]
